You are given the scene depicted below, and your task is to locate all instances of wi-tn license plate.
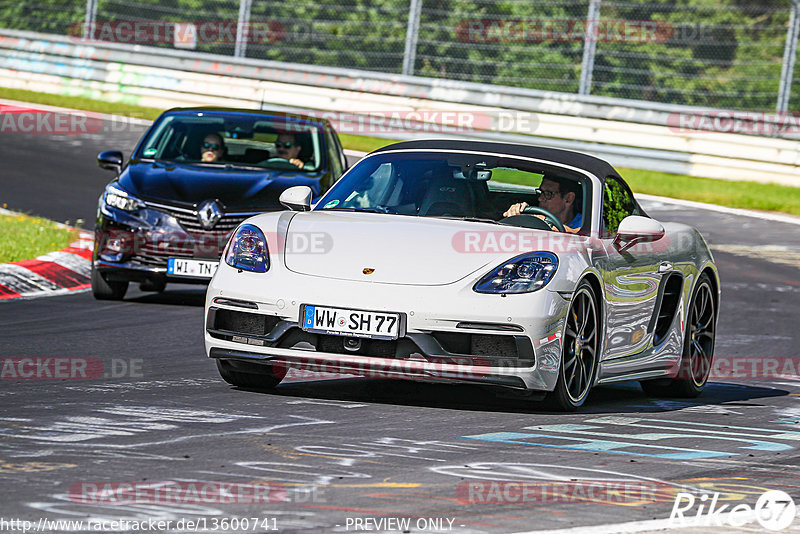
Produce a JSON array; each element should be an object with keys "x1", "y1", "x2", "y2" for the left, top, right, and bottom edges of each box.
[
  {"x1": 301, "y1": 305, "x2": 401, "y2": 340},
  {"x1": 167, "y1": 258, "x2": 218, "y2": 278}
]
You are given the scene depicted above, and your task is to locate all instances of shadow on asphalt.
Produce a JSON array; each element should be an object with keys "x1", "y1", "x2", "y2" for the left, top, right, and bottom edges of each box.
[
  {"x1": 225, "y1": 376, "x2": 789, "y2": 415},
  {"x1": 125, "y1": 286, "x2": 206, "y2": 307},
  {"x1": 123, "y1": 287, "x2": 790, "y2": 415}
]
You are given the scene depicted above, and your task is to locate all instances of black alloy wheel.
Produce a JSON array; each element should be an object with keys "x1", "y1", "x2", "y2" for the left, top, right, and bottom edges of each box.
[{"x1": 549, "y1": 280, "x2": 599, "y2": 411}]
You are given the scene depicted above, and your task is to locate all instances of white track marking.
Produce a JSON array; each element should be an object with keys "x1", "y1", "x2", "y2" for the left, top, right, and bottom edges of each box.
[{"x1": 639, "y1": 193, "x2": 800, "y2": 226}]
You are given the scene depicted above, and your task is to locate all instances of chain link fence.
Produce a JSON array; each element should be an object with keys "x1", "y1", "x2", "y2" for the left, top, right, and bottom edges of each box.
[{"x1": 1, "y1": 0, "x2": 798, "y2": 111}]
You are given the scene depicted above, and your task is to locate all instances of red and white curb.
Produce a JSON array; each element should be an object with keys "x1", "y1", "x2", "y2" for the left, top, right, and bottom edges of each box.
[{"x1": 0, "y1": 221, "x2": 94, "y2": 301}]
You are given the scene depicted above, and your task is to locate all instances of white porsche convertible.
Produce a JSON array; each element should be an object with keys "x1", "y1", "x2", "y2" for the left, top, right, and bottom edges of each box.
[{"x1": 204, "y1": 140, "x2": 719, "y2": 410}]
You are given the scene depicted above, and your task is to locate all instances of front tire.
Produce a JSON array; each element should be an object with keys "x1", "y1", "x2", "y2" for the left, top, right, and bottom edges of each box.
[
  {"x1": 91, "y1": 265, "x2": 128, "y2": 300},
  {"x1": 548, "y1": 280, "x2": 600, "y2": 411},
  {"x1": 216, "y1": 359, "x2": 285, "y2": 389},
  {"x1": 641, "y1": 273, "x2": 716, "y2": 397}
]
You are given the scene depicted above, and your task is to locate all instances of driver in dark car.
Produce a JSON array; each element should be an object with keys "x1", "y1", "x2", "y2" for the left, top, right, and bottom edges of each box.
[
  {"x1": 503, "y1": 176, "x2": 582, "y2": 233},
  {"x1": 275, "y1": 133, "x2": 305, "y2": 169}
]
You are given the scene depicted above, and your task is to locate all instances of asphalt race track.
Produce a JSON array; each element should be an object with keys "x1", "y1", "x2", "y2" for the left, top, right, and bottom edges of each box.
[{"x1": 2, "y1": 116, "x2": 800, "y2": 533}]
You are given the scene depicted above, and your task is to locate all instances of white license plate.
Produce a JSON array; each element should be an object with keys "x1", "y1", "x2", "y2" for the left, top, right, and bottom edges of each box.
[
  {"x1": 301, "y1": 305, "x2": 401, "y2": 340},
  {"x1": 167, "y1": 258, "x2": 218, "y2": 278}
]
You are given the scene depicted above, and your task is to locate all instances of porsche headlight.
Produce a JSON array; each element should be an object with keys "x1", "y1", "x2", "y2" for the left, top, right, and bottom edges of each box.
[
  {"x1": 103, "y1": 184, "x2": 145, "y2": 211},
  {"x1": 225, "y1": 224, "x2": 269, "y2": 273},
  {"x1": 474, "y1": 252, "x2": 558, "y2": 294}
]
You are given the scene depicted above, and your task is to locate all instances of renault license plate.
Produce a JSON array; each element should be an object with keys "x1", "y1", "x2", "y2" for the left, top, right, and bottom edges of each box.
[{"x1": 167, "y1": 258, "x2": 218, "y2": 278}]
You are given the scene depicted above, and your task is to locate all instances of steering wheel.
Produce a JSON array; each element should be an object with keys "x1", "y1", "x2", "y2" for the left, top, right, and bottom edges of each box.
[
  {"x1": 263, "y1": 157, "x2": 301, "y2": 170},
  {"x1": 521, "y1": 206, "x2": 566, "y2": 232}
]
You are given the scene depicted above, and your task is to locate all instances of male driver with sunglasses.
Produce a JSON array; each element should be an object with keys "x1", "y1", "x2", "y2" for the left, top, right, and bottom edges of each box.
[
  {"x1": 503, "y1": 176, "x2": 582, "y2": 233},
  {"x1": 201, "y1": 133, "x2": 225, "y2": 162},
  {"x1": 275, "y1": 133, "x2": 305, "y2": 169}
]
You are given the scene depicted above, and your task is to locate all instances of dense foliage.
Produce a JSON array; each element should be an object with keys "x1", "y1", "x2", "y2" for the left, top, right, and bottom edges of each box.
[{"x1": 0, "y1": 0, "x2": 795, "y2": 110}]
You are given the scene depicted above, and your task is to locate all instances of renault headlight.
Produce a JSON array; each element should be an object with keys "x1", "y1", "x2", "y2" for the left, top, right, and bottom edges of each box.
[
  {"x1": 103, "y1": 184, "x2": 145, "y2": 212},
  {"x1": 225, "y1": 224, "x2": 270, "y2": 273},
  {"x1": 474, "y1": 252, "x2": 558, "y2": 294}
]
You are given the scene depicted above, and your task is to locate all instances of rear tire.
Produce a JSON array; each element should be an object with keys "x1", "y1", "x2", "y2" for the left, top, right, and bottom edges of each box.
[
  {"x1": 216, "y1": 360, "x2": 285, "y2": 389},
  {"x1": 91, "y1": 265, "x2": 128, "y2": 300},
  {"x1": 547, "y1": 280, "x2": 600, "y2": 411},
  {"x1": 641, "y1": 273, "x2": 716, "y2": 398}
]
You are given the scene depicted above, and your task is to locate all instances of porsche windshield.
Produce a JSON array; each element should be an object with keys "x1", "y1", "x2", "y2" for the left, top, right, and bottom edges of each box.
[
  {"x1": 316, "y1": 152, "x2": 587, "y2": 227},
  {"x1": 135, "y1": 113, "x2": 324, "y2": 172}
]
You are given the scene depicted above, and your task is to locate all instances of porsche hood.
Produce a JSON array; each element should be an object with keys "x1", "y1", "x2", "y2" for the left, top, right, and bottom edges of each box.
[{"x1": 281, "y1": 211, "x2": 578, "y2": 286}]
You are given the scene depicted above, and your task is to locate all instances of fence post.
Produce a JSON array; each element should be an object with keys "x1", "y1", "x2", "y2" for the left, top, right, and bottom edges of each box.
[
  {"x1": 83, "y1": 0, "x2": 98, "y2": 40},
  {"x1": 402, "y1": 0, "x2": 422, "y2": 76},
  {"x1": 777, "y1": 0, "x2": 800, "y2": 112},
  {"x1": 578, "y1": 0, "x2": 601, "y2": 96},
  {"x1": 234, "y1": 0, "x2": 253, "y2": 58}
]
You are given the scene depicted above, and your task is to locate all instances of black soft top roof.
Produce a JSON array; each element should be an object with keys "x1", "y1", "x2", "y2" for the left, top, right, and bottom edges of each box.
[{"x1": 372, "y1": 139, "x2": 621, "y2": 180}]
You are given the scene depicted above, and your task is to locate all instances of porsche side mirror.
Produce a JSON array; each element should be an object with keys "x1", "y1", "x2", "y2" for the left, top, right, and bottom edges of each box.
[
  {"x1": 614, "y1": 215, "x2": 665, "y2": 252},
  {"x1": 97, "y1": 151, "x2": 123, "y2": 173},
  {"x1": 280, "y1": 185, "x2": 313, "y2": 212}
]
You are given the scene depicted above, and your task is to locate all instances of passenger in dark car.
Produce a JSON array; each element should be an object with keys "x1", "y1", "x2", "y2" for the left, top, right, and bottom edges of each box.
[{"x1": 201, "y1": 133, "x2": 225, "y2": 163}]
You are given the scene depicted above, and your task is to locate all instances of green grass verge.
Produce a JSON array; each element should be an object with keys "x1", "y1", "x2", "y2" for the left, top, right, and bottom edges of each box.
[
  {"x1": 0, "y1": 212, "x2": 77, "y2": 263},
  {"x1": 337, "y1": 133, "x2": 397, "y2": 153},
  {"x1": 3, "y1": 86, "x2": 800, "y2": 216},
  {"x1": 622, "y1": 168, "x2": 800, "y2": 216},
  {"x1": 0, "y1": 87, "x2": 163, "y2": 120}
]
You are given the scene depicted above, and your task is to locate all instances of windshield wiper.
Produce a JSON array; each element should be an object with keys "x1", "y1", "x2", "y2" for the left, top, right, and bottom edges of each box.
[
  {"x1": 433, "y1": 216, "x2": 500, "y2": 224},
  {"x1": 223, "y1": 163, "x2": 264, "y2": 171},
  {"x1": 321, "y1": 207, "x2": 389, "y2": 213}
]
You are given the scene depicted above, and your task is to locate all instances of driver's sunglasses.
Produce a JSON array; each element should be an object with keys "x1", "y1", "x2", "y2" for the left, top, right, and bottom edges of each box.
[
  {"x1": 202, "y1": 142, "x2": 221, "y2": 151},
  {"x1": 537, "y1": 189, "x2": 561, "y2": 201},
  {"x1": 275, "y1": 141, "x2": 294, "y2": 149}
]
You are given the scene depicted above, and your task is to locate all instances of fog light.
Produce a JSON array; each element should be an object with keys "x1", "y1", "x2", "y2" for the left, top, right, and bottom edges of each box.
[
  {"x1": 100, "y1": 230, "x2": 133, "y2": 262},
  {"x1": 106, "y1": 237, "x2": 123, "y2": 252}
]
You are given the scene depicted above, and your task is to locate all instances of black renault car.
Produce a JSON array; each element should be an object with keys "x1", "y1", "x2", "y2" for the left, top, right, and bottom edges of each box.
[{"x1": 92, "y1": 108, "x2": 348, "y2": 300}]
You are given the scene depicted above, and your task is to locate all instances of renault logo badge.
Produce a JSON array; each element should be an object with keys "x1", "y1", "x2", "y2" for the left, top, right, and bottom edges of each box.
[
  {"x1": 197, "y1": 200, "x2": 222, "y2": 230},
  {"x1": 362, "y1": 268, "x2": 375, "y2": 275}
]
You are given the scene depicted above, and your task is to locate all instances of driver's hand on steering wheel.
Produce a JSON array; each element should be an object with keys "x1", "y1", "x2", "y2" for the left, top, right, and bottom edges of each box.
[
  {"x1": 503, "y1": 202, "x2": 570, "y2": 232},
  {"x1": 504, "y1": 202, "x2": 548, "y2": 223},
  {"x1": 503, "y1": 202, "x2": 529, "y2": 217},
  {"x1": 288, "y1": 158, "x2": 304, "y2": 169}
]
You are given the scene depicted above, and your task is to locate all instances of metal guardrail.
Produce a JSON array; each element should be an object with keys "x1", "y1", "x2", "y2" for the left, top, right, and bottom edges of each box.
[{"x1": 1, "y1": 28, "x2": 799, "y2": 186}]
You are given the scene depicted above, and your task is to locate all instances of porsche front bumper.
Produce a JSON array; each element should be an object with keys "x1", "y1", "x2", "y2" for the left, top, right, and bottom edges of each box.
[{"x1": 204, "y1": 267, "x2": 571, "y2": 392}]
